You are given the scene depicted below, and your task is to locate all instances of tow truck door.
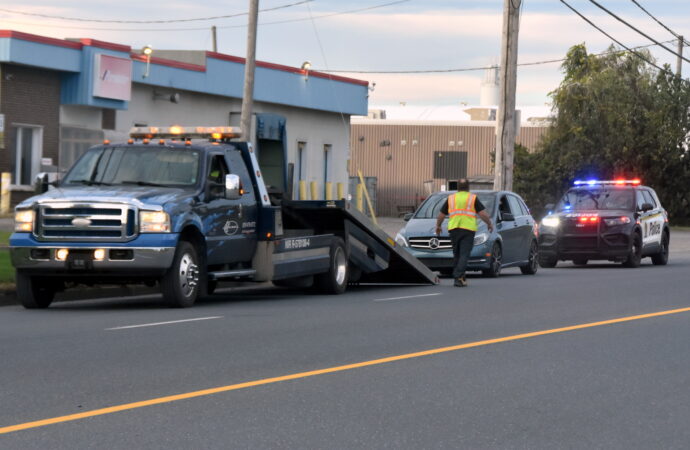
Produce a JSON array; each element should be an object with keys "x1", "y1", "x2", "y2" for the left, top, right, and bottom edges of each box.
[{"x1": 198, "y1": 153, "x2": 255, "y2": 265}]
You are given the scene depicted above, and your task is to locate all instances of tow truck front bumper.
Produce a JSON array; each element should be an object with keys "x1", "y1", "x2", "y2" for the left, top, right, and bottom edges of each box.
[{"x1": 10, "y1": 233, "x2": 177, "y2": 276}]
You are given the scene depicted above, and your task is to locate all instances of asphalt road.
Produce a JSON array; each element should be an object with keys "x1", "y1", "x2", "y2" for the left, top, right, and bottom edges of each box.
[{"x1": 1, "y1": 235, "x2": 690, "y2": 448}]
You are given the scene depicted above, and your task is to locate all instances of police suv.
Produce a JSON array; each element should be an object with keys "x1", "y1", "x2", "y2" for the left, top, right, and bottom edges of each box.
[{"x1": 538, "y1": 179, "x2": 669, "y2": 268}]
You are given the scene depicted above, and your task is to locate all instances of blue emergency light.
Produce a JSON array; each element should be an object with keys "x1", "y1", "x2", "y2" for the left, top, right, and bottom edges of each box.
[{"x1": 573, "y1": 179, "x2": 641, "y2": 186}]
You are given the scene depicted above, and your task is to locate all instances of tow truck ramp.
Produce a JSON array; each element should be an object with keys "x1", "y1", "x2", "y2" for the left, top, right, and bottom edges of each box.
[{"x1": 281, "y1": 200, "x2": 439, "y2": 285}]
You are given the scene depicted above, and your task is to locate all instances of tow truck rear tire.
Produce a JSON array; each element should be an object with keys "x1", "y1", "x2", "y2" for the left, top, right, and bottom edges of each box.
[
  {"x1": 16, "y1": 271, "x2": 55, "y2": 309},
  {"x1": 651, "y1": 231, "x2": 669, "y2": 266},
  {"x1": 161, "y1": 241, "x2": 201, "y2": 308},
  {"x1": 623, "y1": 232, "x2": 642, "y2": 268},
  {"x1": 315, "y1": 238, "x2": 349, "y2": 294}
]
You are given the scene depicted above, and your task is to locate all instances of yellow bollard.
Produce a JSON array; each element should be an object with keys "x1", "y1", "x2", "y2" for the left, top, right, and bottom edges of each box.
[
  {"x1": 325, "y1": 182, "x2": 333, "y2": 200},
  {"x1": 336, "y1": 182, "x2": 344, "y2": 200},
  {"x1": 299, "y1": 180, "x2": 307, "y2": 200},
  {"x1": 0, "y1": 172, "x2": 10, "y2": 214},
  {"x1": 356, "y1": 184, "x2": 364, "y2": 212},
  {"x1": 310, "y1": 181, "x2": 318, "y2": 200}
]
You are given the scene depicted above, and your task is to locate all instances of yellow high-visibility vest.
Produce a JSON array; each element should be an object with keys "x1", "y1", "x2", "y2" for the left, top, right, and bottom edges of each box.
[{"x1": 447, "y1": 191, "x2": 478, "y2": 231}]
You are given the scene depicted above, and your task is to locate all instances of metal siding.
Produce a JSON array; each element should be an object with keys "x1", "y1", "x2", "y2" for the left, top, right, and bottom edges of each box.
[
  {"x1": 350, "y1": 122, "x2": 547, "y2": 217},
  {"x1": 2, "y1": 38, "x2": 81, "y2": 72}
]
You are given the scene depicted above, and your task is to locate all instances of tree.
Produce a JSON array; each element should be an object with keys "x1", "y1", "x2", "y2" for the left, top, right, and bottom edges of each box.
[{"x1": 514, "y1": 44, "x2": 690, "y2": 223}]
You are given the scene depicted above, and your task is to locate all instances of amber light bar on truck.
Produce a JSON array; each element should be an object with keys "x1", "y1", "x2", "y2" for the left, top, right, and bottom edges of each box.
[{"x1": 129, "y1": 126, "x2": 242, "y2": 140}]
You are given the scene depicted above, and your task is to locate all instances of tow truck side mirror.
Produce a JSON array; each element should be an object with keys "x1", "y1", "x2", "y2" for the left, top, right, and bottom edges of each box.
[
  {"x1": 225, "y1": 174, "x2": 241, "y2": 200},
  {"x1": 34, "y1": 173, "x2": 49, "y2": 194}
]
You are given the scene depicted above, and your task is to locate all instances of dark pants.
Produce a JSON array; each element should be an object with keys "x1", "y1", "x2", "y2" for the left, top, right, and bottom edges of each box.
[{"x1": 449, "y1": 228, "x2": 475, "y2": 279}]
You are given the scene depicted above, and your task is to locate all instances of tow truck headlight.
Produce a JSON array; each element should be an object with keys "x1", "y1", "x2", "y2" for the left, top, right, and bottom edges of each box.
[
  {"x1": 541, "y1": 216, "x2": 560, "y2": 228},
  {"x1": 473, "y1": 232, "x2": 489, "y2": 246},
  {"x1": 395, "y1": 233, "x2": 408, "y2": 247},
  {"x1": 139, "y1": 211, "x2": 171, "y2": 233},
  {"x1": 15, "y1": 209, "x2": 34, "y2": 232},
  {"x1": 604, "y1": 216, "x2": 631, "y2": 226}
]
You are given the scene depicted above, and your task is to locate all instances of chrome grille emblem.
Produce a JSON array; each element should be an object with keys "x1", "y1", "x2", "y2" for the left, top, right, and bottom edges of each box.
[
  {"x1": 429, "y1": 237, "x2": 440, "y2": 249},
  {"x1": 71, "y1": 218, "x2": 92, "y2": 228}
]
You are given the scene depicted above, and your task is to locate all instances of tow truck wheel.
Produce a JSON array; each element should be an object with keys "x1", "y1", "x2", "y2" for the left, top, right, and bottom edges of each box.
[
  {"x1": 16, "y1": 271, "x2": 55, "y2": 309},
  {"x1": 623, "y1": 232, "x2": 642, "y2": 268},
  {"x1": 482, "y1": 243, "x2": 502, "y2": 278},
  {"x1": 315, "y1": 238, "x2": 349, "y2": 294},
  {"x1": 520, "y1": 241, "x2": 539, "y2": 275},
  {"x1": 161, "y1": 241, "x2": 201, "y2": 307}
]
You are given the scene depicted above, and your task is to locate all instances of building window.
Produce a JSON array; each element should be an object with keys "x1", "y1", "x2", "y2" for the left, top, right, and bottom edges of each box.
[
  {"x1": 102, "y1": 109, "x2": 116, "y2": 130},
  {"x1": 13, "y1": 125, "x2": 43, "y2": 186}
]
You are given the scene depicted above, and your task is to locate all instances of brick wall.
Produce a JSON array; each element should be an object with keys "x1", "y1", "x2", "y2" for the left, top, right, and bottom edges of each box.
[{"x1": 0, "y1": 64, "x2": 61, "y2": 206}]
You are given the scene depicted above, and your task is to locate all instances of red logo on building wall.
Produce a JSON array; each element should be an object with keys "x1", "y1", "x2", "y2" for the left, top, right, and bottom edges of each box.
[{"x1": 93, "y1": 54, "x2": 132, "y2": 101}]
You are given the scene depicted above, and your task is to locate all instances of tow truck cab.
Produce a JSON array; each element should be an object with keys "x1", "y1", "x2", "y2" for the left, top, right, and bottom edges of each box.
[
  {"x1": 10, "y1": 126, "x2": 437, "y2": 308},
  {"x1": 538, "y1": 179, "x2": 670, "y2": 268}
]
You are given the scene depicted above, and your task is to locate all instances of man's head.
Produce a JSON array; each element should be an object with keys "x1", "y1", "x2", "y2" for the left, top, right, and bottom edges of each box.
[{"x1": 457, "y1": 178, "x2": 470, "y2": 191}]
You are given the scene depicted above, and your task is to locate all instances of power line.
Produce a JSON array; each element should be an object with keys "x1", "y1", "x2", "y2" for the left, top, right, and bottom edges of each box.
[
  {"x1": 630, "y1": 0, "x2": 689, "y2": 45},
  {"x1": 587, "y1": 0, "x2": 690, "y2": 65},
  {"x1": 317, "y1": 40, "x2": 671, "y2": 74},
  {"x1": 1, "y1": 0, "x2": 411, "y2": 32},
  {"x1": 0, "y1": 1, "x2": 312, "y2": 24},
  {"x1": 560, "y1": 0, "x2": 678, "y2": 78}
]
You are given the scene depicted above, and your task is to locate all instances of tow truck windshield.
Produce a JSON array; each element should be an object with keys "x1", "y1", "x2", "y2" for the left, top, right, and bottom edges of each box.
[
  {"x1": 63, "y1": 146, "x2": 200, "y2": 187},
  {"x1": 556, "y1": 188, "x2": 634, "y2": 211}
]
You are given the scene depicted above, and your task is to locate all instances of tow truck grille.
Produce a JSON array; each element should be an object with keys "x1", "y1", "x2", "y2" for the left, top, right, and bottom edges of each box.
[
  {"x1": 409, "y1": 236, "x2": 452, "y2": 250},
  {"x1": 36, "y1": 203, "x2": 136, "y2": 242}
]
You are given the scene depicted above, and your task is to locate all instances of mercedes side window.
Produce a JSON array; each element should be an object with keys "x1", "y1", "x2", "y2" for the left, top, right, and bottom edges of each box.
[
  {"x1": 498, "y1": 195, "x2": 514, "y2": 221},
  {"x1": 507, "y1": 195, "x2": 524, "y2": 217}
]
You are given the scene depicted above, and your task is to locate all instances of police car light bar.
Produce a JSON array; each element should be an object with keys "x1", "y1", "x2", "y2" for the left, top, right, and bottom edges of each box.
[
  {"x1": 573, "y1": 179, "x2": 641, "y2": 186},
  {"x1": 129, "y1": 126, "x2": 242, "y2": 140}
]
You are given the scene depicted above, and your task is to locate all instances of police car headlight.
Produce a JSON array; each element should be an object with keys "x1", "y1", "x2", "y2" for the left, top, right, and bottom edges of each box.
[
  {"x1": 541, "y1": 216, "x2": 560, "y2": 228},
  {"x1": 395, "y1": 233, "x2": 408, "y2": 247},
  {"x1": 473, "y1": 232, "x2": 489, "y2": 246},
  {"x1": 139, "y1": 211, "x2": 171, "y2": 233},
  {"x1": 604, "y1": 216, "x2": 631, "y2": 226}
]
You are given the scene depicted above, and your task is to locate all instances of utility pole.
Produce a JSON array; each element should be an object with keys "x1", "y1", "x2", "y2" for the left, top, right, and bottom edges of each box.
[
  {"x1": 677, "y1": 35, "x2": 684, "y2": 77},
  {"x1": 212, "y1": 25, "x2": 218, "y2": 53},
  {"x1": 240, "y1": 0, "x2": 259, "y2": 142},
  {"x1": 494, "y1": 0, "x2": 521, "y2": 192}
]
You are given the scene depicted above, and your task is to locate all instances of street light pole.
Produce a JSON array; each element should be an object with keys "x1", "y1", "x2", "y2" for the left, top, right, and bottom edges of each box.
[
  {"x1": 240, "y1": 0, "x2": 259, "y2": 142},
  {"x1": 494, "y1": 0, "x2": 521, "y2": 192}
]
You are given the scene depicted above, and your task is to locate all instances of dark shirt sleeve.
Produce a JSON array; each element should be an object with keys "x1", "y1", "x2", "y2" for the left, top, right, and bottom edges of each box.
[
  {"x1": 474, "y1": 197, "x2": 485, "y2": 213},
  {"x1": 440, "y1": 200, "x2": 449, "y2": 215}
]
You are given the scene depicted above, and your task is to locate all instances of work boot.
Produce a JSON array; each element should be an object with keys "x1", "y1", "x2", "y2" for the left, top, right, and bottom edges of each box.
[{"x1": 454, "y1": 276, "x2": 467, "y2": 287}]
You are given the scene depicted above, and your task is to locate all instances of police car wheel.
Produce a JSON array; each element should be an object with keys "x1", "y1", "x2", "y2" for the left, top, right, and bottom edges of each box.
[
  {"x1": 623, "y1": 232, "x2": 642, "y2": 268},
  {"x1": 651, "y1": 231, "x2": 669, "y2": 266},
  {"x1": 16, "y1": 271, "x2": 55, "y2": 309},
  {"x1": 482, "y1": 243, "x2": 502, "y2": 278},
  {"x1": 520, "y1": 241, "x2": 539, "y2": 275},
  {"x1": 161, "y1": 241, "x2": 201, "y2": 307},
  {"x1": 315, "y1": 238, "x2": 349, "y2": 294}
]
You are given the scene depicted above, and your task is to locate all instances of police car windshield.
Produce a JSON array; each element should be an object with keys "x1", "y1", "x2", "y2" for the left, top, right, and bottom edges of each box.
[
  {"x1": 557, "y1": 188, "x2": 634, "y2": 211},
  {"x1": 63, "y1": 146, "x2": 200, "y2": 187},
  {"x1": 414, "y1": 192, "x2": 495, "y2": 219}
]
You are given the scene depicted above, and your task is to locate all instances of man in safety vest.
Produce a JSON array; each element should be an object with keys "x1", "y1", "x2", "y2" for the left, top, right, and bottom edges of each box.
[{"x1": 434, "y1": 179, "x2": 494, "y2": 287}]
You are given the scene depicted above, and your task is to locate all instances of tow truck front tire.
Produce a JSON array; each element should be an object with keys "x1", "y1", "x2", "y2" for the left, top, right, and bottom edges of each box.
[
  {"x1": 315, "y1": 238, "x2": 349, "y2": 294},
  {"x1": 161, "y1": 241, "x2": 201, "y2": 308},
  {"x1": 17, "y1": 271, "x2": 55, "y2": 309}
]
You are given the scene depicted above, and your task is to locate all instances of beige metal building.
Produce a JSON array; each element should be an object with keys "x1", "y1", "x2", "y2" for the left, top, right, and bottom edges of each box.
[{"x1": 349, "y1": 119, "x2": 548, "y2": 217}]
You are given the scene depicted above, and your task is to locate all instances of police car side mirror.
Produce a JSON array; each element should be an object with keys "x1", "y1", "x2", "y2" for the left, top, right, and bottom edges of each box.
[
  {"x1": 403, "y1": 213, "x2": 413, "y2": 221},
  {"x1": 500, "y1": 212, "x2": 515, "y2": 222},
  {"x1": 544, "y1": 203, "x2": 554, "y2": 212},
  {"x1": 640, "y1": 202, "x2": 654, "y2": 212},
  {"x1": 225, "y1": 174, "x2": 241, "y2": 200}
]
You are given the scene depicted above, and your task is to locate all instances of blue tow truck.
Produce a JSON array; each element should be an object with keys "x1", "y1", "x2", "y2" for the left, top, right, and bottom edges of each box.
[{"x1": 10, "y1": 126, "x2": 437, "y2": 308}]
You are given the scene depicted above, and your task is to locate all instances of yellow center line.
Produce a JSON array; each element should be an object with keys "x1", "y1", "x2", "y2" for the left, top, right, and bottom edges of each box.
[{"x1": 3, "y1": 306, "x2": 690, "y2": 435}]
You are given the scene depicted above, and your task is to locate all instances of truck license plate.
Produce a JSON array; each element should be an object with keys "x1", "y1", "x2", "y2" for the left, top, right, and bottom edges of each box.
[{"x1": 67, "y1": 253, "x2": 92, "y2": 270}]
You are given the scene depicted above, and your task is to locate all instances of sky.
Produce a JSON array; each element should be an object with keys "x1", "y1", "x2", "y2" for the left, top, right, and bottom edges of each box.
[{"x1": 3, "y1": 0, "x2": 690, "y2": 117}]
